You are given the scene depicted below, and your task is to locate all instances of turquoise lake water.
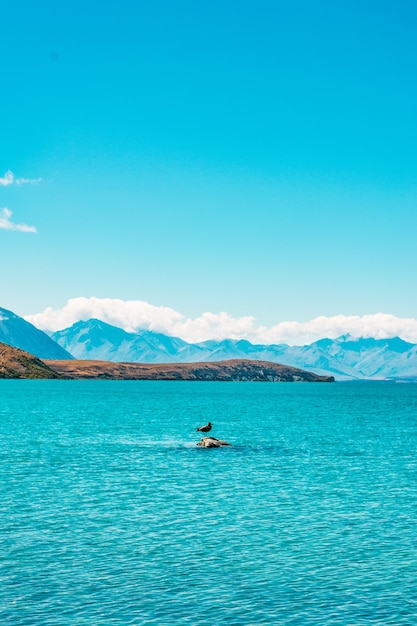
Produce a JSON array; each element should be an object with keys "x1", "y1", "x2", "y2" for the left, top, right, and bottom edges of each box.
[{"x1": 1, "y1": 380, "x2": 417, "y2": 625}]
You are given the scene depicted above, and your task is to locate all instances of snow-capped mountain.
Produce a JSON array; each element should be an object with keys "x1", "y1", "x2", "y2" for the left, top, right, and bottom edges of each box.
[
  {"x1": 51, "y1": 319, "x2": 204, "y2": 362},
  {"x1": 50, "y1": 318, "x2": 417, "y2": 380},
  {"x1": 0, "y1": 306, "x2": 73, "y2": 360}
]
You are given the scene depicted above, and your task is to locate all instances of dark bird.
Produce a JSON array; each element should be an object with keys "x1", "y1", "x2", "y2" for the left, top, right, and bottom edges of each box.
[{"x1": 196, "y1": 421, "x2": 212, "y2": 434}]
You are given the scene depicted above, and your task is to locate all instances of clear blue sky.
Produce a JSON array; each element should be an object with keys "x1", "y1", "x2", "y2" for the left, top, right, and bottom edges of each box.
[{"x1": 2, "y1": 0, "x2": 417, "y2": 331}]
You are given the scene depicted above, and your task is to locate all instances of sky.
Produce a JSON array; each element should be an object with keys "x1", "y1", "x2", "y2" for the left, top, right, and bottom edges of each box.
[{"x1": 2, "y1": 0, "x2": 417, "y2": 344}]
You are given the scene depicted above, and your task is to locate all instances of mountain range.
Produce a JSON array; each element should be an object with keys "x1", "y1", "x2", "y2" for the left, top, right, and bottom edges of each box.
[
  {"x1": 2, "y1": 306, "x2": 417, "y2": 380},
  {"x1": 51, "y1": 318, "x2": 417, "y2": 381}
]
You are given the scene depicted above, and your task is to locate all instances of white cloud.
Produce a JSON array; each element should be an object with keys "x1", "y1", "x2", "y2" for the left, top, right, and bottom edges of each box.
[
  {"x1": 0, "y1": 170, "x2": 42, "y2": 186},
  {"x1": 0, "y1": 171, "x2": 14, "y2": 186},
  {"x1": 0, "y1": 208, "x2": 37, "y2": 233},
  {"x1": 1, "y1": 169, "x2": 41, "y2": 232},
  {"x1": 253, "y1": 313, "x2": 417, "y2": 345},
  {"x1": 24, "y1": 297, "x2": 417, "y2": 345}
]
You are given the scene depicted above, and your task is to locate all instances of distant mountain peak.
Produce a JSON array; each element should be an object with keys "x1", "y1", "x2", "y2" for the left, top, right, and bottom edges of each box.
[
  {"x1": 0, "y1": 306, "x2": 74, "y2": 360},
  {"x1": 0, "y1": 307, "x2": 18, "y2": 321}
]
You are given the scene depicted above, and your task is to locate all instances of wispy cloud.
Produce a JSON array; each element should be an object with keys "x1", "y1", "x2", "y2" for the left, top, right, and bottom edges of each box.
[
  {"x1": 0, "y1": 208, "x2": 37, "y2": 233},
  {"x1": 1, "y1": 169, "x2": 41, "y2": 232},
  {"x1": 0, "y1": 170, "x2": 42, "y2": 186},
  {"x1": 24, "y1": 297, "x2": 417, "y2": 344}
]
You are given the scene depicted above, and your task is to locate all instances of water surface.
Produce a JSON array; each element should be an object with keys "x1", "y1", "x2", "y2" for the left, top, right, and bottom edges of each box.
[{"x1": 1, "y1": 381, "x2": 417, "y2": 624}]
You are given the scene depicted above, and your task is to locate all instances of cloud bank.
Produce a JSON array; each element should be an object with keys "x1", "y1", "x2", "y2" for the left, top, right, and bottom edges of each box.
[
  {"x1": 0, "y1": 170, "x2": 42, "y2": 186},
  {"x1": 24, "y1": 297, "x2": 417, "y2": 345},
  {"x1": 0, "y1": 208, "x2": 37, "y2": 233}
]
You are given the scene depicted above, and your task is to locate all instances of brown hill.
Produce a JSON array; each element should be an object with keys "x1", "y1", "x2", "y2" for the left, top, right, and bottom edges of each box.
[
  {"x1": 0, "y1": 341, "x2": 334, "y2": 381},
  {"x1": 0, "y1": 342, "x2": 62, "y2": 379},
  {"x1": 45, "y1": 358, "x2": 334, "y2": 382}
]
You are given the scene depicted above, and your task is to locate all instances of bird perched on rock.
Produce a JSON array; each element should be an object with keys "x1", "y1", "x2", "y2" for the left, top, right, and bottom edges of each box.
[{"x1": 196, "y1": 421, "x2": 212, "y2": 433}]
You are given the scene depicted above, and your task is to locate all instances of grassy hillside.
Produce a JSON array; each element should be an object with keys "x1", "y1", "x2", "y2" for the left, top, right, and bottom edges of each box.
[{"x1": 0, "y1": 342, "x2": 62, "y2": 379}]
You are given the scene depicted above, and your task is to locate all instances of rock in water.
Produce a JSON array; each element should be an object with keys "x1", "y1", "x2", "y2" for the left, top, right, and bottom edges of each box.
[{"x1": 197, "y1": 436, "x2": 232, "y2": 448}]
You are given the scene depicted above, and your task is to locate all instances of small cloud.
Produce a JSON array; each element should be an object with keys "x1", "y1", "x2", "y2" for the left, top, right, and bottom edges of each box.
[
  {"x1": 0, "y1": 171, "x2": 14, "y2": 186},
  {"x1": 0, "y1": 170, "x2": 42, "y2": 186},
  {"x1": 0, "y1": 207, "x2": 37, "y2": 233}
]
